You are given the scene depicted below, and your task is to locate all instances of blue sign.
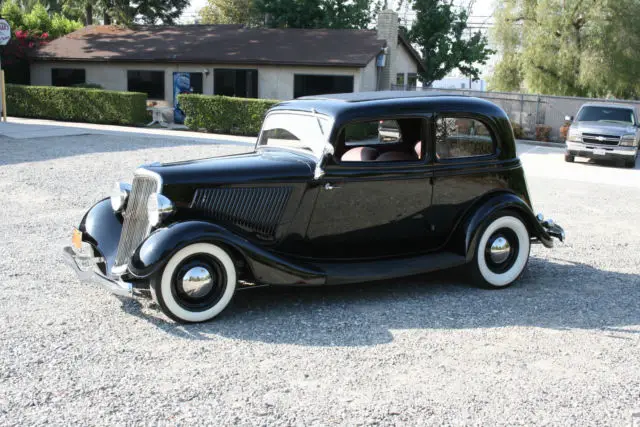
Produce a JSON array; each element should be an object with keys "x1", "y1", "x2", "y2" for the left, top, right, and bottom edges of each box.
[{"x1": 173, "y1": 72, "x2": 192, "y2": 124}]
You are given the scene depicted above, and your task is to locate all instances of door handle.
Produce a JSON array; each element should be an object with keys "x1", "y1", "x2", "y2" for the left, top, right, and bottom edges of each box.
[{"x1": 324, "y1": 183, "x2": 340, "y2": 190}]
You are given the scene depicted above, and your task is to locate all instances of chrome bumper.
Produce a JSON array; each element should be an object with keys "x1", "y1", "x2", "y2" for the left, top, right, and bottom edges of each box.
[
  {"x1": 62, "y1": 246, "x2": 133, "y2": 297},
  {"x1": 566, "y1": 142, "x2": 637, "y2": 157},
  {"x1": 537, "y1": 214, "x2": 565, "y2": 243}
]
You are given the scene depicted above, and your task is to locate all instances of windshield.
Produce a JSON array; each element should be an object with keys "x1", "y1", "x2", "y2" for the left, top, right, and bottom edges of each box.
[
  {"x1": 257, "y1": 112, "x2": 332, "y2": 159},
  {"x1": 576, "y1": 106, "x2": 636, "y2": 125}
]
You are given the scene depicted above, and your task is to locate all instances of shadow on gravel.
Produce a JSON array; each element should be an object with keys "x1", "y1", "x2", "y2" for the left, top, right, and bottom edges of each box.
[
  {"x1": 122, "y1": 256, "x2": 640, "y2": 347},
  {"x1": 0, "y1": 131, "x2": 253, "y2": 167}
]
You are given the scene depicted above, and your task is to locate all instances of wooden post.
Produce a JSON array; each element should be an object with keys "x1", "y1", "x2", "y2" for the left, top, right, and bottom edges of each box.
[{"x1": 1, "y1": 69, "x2": 6, "y2": 122}]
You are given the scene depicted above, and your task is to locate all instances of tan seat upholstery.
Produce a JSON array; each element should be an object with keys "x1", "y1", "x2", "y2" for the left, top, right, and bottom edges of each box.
[
  {"x1": 414, "y1": 141, "x2": 422, "y2": 159},
  {"x1": 341, "y1": 146, "x2": 379, "y2": 162}
]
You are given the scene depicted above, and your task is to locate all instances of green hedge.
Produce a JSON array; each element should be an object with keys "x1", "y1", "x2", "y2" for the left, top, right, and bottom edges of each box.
[
  {"x1": 6, "y1": 84, "x2": 148, "y2": 125},
  {"x1": 178, "y1": 94, "x2": 279, "y2": 135}
]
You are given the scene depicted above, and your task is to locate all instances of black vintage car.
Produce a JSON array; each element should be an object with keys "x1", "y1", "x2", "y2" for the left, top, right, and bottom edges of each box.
[{"x1": 63, "y1": 92, "x2": 565, "y2": 323}]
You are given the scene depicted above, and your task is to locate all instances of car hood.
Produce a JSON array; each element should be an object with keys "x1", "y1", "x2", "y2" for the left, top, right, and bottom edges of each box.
[
  {"x1": 573, "y1": 121, "x2": 637, "y2": 136},
  {"x1": 142, "y1": 148, "x2": 317, "y2": 187}
]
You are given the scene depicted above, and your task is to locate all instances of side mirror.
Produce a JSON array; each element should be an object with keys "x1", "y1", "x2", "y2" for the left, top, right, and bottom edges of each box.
[{"x1": 564, "y1": 115, "x2": 574, "y2": 122}]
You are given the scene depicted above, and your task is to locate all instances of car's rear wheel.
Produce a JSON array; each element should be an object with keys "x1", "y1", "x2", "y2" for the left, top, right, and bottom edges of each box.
[
  {"x1": 564, "y1": 153, "x2": 575, "y2": 163},
  {"x1": 150, "y1": 243, "x2": 236, "y2": 323},
  {"x1": 470, "y1": 214, "x2": 530, "y2": 288}
]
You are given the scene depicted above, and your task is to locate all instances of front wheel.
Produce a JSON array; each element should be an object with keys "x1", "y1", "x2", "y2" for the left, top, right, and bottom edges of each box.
[
  {"x1": 470, "y1": 214, "x2": 531, "y2": 288},
  {"x1": 564, "y1": 153, "x2": 575, "y2": 162},
  {"x1": 150, "y1": 243, "x2": 237, "y2": 323}
]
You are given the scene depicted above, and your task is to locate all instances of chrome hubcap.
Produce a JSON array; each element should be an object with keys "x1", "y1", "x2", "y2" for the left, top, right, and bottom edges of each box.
[
  {"x1": 489, "y1": 236, "x2": 511, "y2": 264},
  {"x1": 181, "y1": 266, "x2": 213, "y2": 298}
]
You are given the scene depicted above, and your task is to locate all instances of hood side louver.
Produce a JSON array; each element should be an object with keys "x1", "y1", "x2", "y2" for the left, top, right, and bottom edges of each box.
[{"x1": 191, "y1": 187, "x2": 292, "y2": 237}]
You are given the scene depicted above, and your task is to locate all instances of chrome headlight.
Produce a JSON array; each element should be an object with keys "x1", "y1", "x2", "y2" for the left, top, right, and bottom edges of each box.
[
  {"x1": 620, "y1": 134, "x2": 638, "y2": 147},
  {"x1": 567, "y1": 128, "x2": 581, "y2": 142},
  {"x1": 110, "y1": 182, "x2": 131, "y2": 212},
  {"x1": 147, "y1": 193, "x2": 175, "y2": 227}
]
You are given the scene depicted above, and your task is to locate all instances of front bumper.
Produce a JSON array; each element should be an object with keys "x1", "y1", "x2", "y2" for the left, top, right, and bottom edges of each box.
[
  {"x1": 62, "y1": 246, "x2": 133, "y2": 297},
  {"x1": 566, "y1": 142, "x2": 638, "y2": 159}
]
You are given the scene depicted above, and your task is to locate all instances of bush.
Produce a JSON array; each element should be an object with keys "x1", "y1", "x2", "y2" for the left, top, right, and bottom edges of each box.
[
  {"x1": 178, "y1": 94, "x2": 279, "y2": 135},
  {"x1": 535, "y1": 124, "x2": 552, "y2": 142},
  {"x1": 6, "y1": 84, "x2": 148, "y2": 125}
]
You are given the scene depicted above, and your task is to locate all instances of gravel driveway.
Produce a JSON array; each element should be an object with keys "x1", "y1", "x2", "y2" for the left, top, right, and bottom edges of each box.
[{"x1": 1, "y1": 132, "x2": 639, "y2": 426}]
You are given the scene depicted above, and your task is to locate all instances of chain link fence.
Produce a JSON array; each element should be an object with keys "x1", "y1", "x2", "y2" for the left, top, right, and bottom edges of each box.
[{"x1": 390, "y1": 85, "x2": 640, "y2": 141}]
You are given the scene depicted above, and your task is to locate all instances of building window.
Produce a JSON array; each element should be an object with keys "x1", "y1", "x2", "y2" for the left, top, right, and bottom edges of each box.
[
  {"x1": 396, "y1": 73, "x2": 405, "y2": 86},
  {"x1": 127, "y1": 71, "x2": 165, "y2": 99},
  {"x1": 407, "y1": 73, "x2": 418, "y2": 88},
  {"x1": 214, "y1": 69, "x2": 258, "y2": 98},
  {"x1": 51, "y1": 68, "x2": 86, "y2": 87},
  {"x1": 294, "y1": 75, "x2": 354, "y2": 98}
]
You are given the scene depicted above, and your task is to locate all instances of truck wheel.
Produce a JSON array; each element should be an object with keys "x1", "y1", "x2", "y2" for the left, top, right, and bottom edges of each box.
[
  {"x1": 626, "y1": 158, "x2": 636, "y2": 168},
  {"x1": 470, "y1": 214, "x2": 531, "y2": 288},
  {"x1": 150, "y1": 243, "x2": 236, "y2": 323},
  {"x1": 564, "y1": 153, "x2": 575, "y2": 163}
]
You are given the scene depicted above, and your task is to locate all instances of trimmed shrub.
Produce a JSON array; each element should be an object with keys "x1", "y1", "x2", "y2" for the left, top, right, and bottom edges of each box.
[
  {"x1": 6, "y1": 84, "x2": 148, "y2": 125},
  {"x1": 178, "y1": 94, "x2": 279, "y2": 135},
  {"x1": 535, "y1": 124, "x2": 552, "y2": 142}
]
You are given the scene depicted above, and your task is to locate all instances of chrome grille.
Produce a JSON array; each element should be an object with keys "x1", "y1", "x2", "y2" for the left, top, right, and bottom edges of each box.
[
  {"x1": 113, "y1": 174, "x2": 159, "y2": 270},
  {"x1": 582, "y1": 133, "x2": 620, "y2": 146},
  {"x1": 191, "y1": 187, "x2": 291, "y2": 237}
]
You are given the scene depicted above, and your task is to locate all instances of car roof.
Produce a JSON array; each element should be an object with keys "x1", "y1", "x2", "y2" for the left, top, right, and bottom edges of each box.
[
  {"x1": 269, "y1": 91, "x2": 508, "y2": 122},
  {"x1": 580, "y1": 102, "x2": 637, "y2": 110}
]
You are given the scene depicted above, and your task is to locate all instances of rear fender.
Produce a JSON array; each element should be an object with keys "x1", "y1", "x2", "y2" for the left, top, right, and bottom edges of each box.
[
  {"x1": 128, "y1": 221, "x2": 325, "y2": 286},
  {"x1": 450, "y1": 192, "x2": 554, "y2": 262}
]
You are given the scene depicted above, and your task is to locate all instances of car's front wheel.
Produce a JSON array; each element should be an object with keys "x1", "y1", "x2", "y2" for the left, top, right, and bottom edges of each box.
[
  {"x1": 470, "y1": 214, "x2": 531, "y2": 288},
  {"x1": 564, "y1": 153, "x2": 575, "y2": 162},
  {"x1": 150, "y1": 243, "x2": 237, "y2": 323}
]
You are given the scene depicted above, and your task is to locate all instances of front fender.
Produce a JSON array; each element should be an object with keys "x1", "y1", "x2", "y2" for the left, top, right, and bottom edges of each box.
[
  {"x1": 451, "y1": 192, "x2": 554, "y2": 262},
  {"x1": 79, "y1": 198, "x2": 123, "y2": 273},
  {"x1": 128, "y1": 221, "x2": 326, "y2": 286}
]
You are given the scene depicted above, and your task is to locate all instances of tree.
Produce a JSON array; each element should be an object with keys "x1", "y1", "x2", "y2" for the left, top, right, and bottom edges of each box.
[
  {"x1": 199, "y1": 0, "x2": 259, "y2": 25},
  {"x1": 490, "y1": 0, "x2": 640, "y2": 98},
  {"x1": 253, "y1": 0, "x2": 379, "y2": 29},
  {"x1": 0, "y1": 1, "x2": 83, "y2": 84},
  {"x1": 408, "y1": 0, "x2": 494, "y2": 86},
  {"x1": 100, "y1": 0, "x2": 190, "y2": 25}
]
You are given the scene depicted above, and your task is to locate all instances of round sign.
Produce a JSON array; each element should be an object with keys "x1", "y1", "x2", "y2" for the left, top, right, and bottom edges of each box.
[{"x1": 0, "y1": 19, "x2": 11, "y2": 46}]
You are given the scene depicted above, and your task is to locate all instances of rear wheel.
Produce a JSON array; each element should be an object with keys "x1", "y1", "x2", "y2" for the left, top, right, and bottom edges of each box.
[
  {"x1": 564, "y1": 153, "x2": 575, "y2": 163},
  {"x1": 150, "y1": 243, "x2": 237, "y2": 323},
  {"x1": 470, "y1": 214, "x2": 531, "y2": 288}
]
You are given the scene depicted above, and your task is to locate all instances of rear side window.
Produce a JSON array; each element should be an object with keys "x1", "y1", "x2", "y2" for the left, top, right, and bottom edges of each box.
[{"x1": 436, "y1": 117, "x2": 495, "y2": 159}]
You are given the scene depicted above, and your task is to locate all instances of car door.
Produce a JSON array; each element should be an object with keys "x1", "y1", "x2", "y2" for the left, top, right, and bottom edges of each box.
[
  {"x1": 303, "y1": 117, "x2": 434, "y2": 260},
  {"x1": 428, "y1": 114, "x2": 510, "y2": 249}
]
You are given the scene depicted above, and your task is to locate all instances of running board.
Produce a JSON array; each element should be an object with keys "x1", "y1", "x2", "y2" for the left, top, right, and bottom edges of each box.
[{"x1": 315, "y1": 252, "x2": 467, "y2": 285}]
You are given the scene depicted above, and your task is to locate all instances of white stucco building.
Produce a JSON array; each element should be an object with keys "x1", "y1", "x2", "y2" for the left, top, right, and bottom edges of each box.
[{"x1": 30, "y1": 11, "x2": 423, "y2": 106}]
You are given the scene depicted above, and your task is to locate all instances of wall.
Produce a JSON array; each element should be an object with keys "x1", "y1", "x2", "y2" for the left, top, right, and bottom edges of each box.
[
  {"x1": 376, "y1": 9, "x2": 399, "y2": 90},
  {"x1": 31, "y1": 61, "x2": 366, "y2": 104},
  {"x1": 391, "y1": 43, "x2": 419, "y2": 87}
]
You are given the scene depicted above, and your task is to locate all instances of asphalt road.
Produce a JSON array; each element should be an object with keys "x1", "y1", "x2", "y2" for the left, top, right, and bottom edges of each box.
[{"x1": 0, "y1": 127, "x2": 639, "y2": 425}]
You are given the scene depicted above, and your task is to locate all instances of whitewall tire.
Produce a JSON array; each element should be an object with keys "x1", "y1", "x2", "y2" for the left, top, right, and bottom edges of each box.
[
  {"x1": 150, "y1": 243, "x2": 237, "y2": 323},
  {"x1": 471, "y1": 214, "x2": 530, "y2": 288}
]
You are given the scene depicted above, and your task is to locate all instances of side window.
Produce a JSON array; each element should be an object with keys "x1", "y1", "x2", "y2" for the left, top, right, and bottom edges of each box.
[
  {"x1": 339, "y1": 118, "x2": 425, "y2": 163},
  {"x1": 436, "y1": 117, "x2": 495, "y2": 159}
]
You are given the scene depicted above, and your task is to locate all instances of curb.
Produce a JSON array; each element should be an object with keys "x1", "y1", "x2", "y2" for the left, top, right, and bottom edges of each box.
[{"x1": 516, "y1": 139, "x2": 565, "y2": 149}]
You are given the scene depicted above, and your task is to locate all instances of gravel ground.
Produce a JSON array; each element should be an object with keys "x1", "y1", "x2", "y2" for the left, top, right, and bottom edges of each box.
[{"x1": 0, "y1": 133, "x2": 639, "y2": 426}]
